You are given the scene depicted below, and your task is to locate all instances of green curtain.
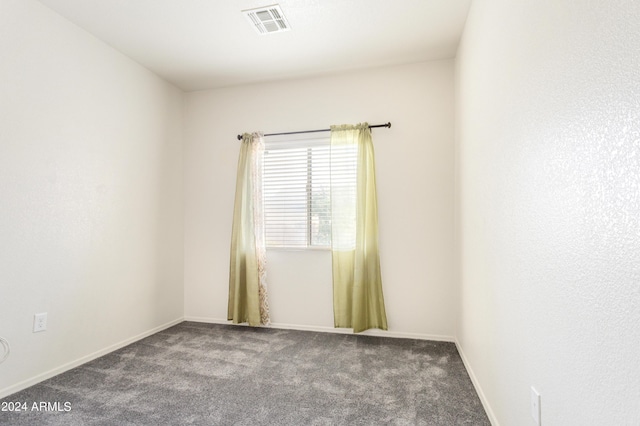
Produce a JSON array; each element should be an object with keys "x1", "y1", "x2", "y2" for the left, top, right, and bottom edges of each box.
[
  {"x1": 228, "y1": 132, "x2": 270, "y2": 326},
  {"x1": 330, "y1": 123, "x2": 388, "y2": 333}
]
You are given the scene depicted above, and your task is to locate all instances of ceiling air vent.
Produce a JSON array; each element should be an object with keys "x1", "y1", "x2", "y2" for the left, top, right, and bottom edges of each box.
[{"x1": 242, "y1": 4, "x2": 291, "y2": 35}]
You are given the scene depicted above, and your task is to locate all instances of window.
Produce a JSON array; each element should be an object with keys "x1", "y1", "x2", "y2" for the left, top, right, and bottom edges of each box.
[
  {"x1": 263, "y1": 136, "x2": 331, "y2": 248},
  {"x1": 262, "y1": 135, "x2": 356, "y2": 248}
]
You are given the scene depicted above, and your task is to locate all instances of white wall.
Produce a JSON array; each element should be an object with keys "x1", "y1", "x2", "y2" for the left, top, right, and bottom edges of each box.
[
  {"x1": 184, "y1": 61, "x2": 456, "y2": 338},
  {"x1": 0, "y1": 0, "x2": 184, "y2": 398},
  {"x1": 455, "y1": 0, "x2": 640, "y2": 424}
]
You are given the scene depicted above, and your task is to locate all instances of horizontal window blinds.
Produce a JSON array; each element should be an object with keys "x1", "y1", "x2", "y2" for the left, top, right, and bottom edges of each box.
[{"x1": 263, "y1": 137, "x2": 356, "y2": 248}]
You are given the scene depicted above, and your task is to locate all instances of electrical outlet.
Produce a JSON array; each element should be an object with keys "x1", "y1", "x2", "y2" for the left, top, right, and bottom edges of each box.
[
  {"x1": 530, "y1": 386, "x2": 541, "y2": 425},
  {"x1": 33, "y1": 313, "x2": 47, "y2": 332}
]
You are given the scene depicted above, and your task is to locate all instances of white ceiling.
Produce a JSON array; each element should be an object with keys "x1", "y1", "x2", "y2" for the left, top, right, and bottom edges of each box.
[{"x1": 37, "y1": 0, "x2": 472, "y2": 91}]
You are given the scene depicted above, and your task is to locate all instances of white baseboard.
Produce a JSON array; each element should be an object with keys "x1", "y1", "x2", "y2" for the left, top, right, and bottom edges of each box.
[
  {"x1": 183, "y1": 316, "x2": 455, "y2": 342},
  {"x1": 0, "y1": 317, "x2": 184, "y2": 400},
  {"x1": 455, "y1": 339, "x2": 500, "y2": 426}
]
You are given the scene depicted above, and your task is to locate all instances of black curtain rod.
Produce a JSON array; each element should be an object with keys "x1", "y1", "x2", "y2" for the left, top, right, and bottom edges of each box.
[{"x1": 236, "y1": 122, "x2": 391, "y2": 141}]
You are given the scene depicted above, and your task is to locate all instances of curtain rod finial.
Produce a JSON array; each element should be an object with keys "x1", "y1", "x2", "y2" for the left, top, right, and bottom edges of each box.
[{"x1": 237, "y1": 134, "x2": 242, "y2": 140}]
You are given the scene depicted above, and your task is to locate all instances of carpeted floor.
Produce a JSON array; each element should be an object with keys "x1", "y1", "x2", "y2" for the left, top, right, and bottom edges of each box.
[{"x1": 0, "y1": 322, "x2": 490, "y2": 425}]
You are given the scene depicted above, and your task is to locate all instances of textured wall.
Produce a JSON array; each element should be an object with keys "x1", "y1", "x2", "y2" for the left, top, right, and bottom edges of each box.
[
  {"x1": 184, "y1": 61, "x2": 457, "y2": 338},
  {"x1": 0, "y1": 0, "x2": 184, "y2": 397},
  {"x1": 455, "y1": 0, "x2": 640, "y2": 424}
]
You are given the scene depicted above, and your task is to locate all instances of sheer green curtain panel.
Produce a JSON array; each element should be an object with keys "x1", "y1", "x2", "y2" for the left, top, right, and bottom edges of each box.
[
  {"x1": 330, "y1": 123, "x2": 388, "y2": 333},
  {"x1": 228, "y1": 132, "x2": 270, "y2": 326}
]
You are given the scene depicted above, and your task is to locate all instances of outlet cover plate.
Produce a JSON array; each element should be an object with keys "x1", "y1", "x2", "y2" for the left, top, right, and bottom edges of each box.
[
  {"x1": 530, "y1": 386, "x2": 541, "y2": 425},
  {"x1": 33, "y1": 313, "x2": 47, "y2": 332}
]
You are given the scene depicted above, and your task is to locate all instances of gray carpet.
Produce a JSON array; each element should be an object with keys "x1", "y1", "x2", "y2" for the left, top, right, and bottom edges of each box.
[{"x1": 0, "y1": 322, "x2": 490, "y2": 425}]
